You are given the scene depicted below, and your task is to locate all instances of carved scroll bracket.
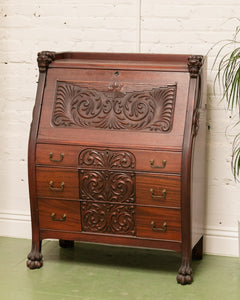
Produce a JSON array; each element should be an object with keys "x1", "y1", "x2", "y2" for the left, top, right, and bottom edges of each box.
[
  {"x1": 37, "y1": 51, "x2": 56, "y2": 73},
  {"x1": 187, "y1": 55, "x2": 203, "y2": 78}
]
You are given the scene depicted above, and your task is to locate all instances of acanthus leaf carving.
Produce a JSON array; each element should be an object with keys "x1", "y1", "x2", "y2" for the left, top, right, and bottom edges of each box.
[
  {"x1": 52, "y1": 81, "x2": 176, "y2": 132},
  {"x1": 80, "y1": 170, "x2": 135, "y2": 203},
  {"x1": 79, "y1": 148, "x2": 136, "y2": 170},
  {"x1": 81, "y1": 201, "x2": 136, "y2": 235}
]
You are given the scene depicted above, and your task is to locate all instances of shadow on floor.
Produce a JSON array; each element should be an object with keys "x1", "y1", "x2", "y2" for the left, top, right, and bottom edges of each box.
[{"x1": 42, "y1": 240, "x2": 202, "y2": 276}]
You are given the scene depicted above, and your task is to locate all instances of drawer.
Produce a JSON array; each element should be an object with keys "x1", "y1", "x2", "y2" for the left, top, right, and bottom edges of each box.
[
  {"x1": 36, "y1": 167, "x2": 79, "y2": 199},
  {"x1": 36, "y1": 144, "x2": 81, "y2": 166},
  {"x1": 38, "y1": 199, "x2": 81, "y2": 231},
  {"x1": 134, "y1": 150, "x2": 181, "y2": 173},
  {"x1": 136, "y1": 206, "x2": 181, "y2": 241},
  {"x1": 136, "y1": 173, "x2": 180, "y2": 208}
]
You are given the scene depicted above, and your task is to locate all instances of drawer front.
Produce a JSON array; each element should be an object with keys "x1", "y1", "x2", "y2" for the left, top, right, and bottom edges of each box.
[
  {"x1": 136, "y1": 206, "x2": 181, "y2": 241},
  {"x1": 136, "y1": 174, "x2": 181, "y2": 208},
  {"x1": 36, "y1": 167, "x2": 79, "y2": 199},
  {"x1": 36, "y1": 145, "x2": 181, "y2": 174},
  {"x1": 38, "y1": 199, "x2": 81, "y2": 231},
  {"x1": 80, "y1": 201, "x2": 136, "y2": 236},
  {"x1": 135, "y1": 150, "x2": 181, "y2": 174},
  {"x1": 36, "y1": 144, "x2": 81, "y2": 167}
]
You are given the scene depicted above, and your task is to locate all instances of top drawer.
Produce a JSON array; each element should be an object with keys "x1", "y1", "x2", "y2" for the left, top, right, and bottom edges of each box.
[
  {"x1": 36, "y1": 144, "x2": 181, "y2": 174},
  {"x1": 36, "y1": 144, "x2": 82, "y2": 167}
]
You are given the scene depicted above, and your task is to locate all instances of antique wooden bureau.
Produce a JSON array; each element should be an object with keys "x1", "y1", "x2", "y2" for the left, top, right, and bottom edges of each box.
[{"x1": 27, "y1": 51, "x2": 207, "y2": 284}]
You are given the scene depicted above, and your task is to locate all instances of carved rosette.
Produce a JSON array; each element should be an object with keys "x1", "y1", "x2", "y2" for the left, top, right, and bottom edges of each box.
[
  {"x1": 81, "y1": 201, "x2": 136, "y2": 235},
  {"x1": 37, "y1": 51, "x2": 56, "y2": 73},
  {"x1": 187, "y1": 55, "x2": 203, "y2": 78},
  {"x1": 52, "y1": 81, "x2": 176, "y2": 132}
]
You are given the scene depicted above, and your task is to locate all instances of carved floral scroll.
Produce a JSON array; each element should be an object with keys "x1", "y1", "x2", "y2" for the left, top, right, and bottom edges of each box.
[{"x1": 52, "y1": 81, "x2": 176, "y2": 132}]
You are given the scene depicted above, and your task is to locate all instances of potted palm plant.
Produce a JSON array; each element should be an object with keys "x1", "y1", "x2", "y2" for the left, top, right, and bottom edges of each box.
[{"x1": 211, "y1": 25, "x2": 240, "y2": 181}]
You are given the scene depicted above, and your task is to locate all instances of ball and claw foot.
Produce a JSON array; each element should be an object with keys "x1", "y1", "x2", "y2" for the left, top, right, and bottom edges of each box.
[
  {"x1": 177, "y1": 265, "x2": 193, "y2": 285},
  {"x1": 26, "y1": 251, "x2": 43, "y2": 269}
]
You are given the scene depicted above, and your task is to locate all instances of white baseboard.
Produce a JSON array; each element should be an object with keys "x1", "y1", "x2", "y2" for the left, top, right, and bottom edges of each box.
[
  {"x1": 0, "y1": 211, "x2": 31, "y2": 239},
  {"x1": 0, "y1": 212, "x2": 239, "y2": 257},
  {"x1": 204, "y1": 225, "x2": 239, "y2": 257}
]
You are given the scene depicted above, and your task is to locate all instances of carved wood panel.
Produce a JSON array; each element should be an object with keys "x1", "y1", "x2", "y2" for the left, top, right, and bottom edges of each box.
[
  {"x1": 80, "y1": 170, "x2": 135, "y2": 203},
  {"x1": 52, "y1": 81, "x2": 176, "y2": 132},
  {"x1": 79, "y1": 147, "x2": 136, "y2": 235},
  {"x1": 81, "y1": 201, "x2": 136, "y2": 235},
  {"x1": 79, "y1": 148, "x2": 135, "y2": 170}
]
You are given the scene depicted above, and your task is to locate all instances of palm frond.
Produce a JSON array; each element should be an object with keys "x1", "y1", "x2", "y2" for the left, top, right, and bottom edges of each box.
[{"x1": 211, "y1": 25, "x2": 240, "y2": 181}]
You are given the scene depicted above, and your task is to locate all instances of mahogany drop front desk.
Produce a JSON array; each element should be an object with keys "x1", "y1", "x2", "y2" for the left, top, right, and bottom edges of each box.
[{"x1": 27, "y1": 51, "x2": 207, "y2": 284}]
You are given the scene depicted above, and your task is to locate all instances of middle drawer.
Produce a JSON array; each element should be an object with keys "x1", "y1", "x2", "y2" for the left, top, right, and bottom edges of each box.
[
  {"x1": 36, "y1": 167, "x2": 79, "y2": 199},
  {"x1": 136, "y1": 173, "x2": 181, "y2": 208}
]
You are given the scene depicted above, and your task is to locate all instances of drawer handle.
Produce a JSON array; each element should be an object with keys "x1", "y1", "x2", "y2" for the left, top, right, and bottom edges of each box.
[
  {"x1": 51, "y1": 213, "x2": 66, "y2": 222},
  {"x1": 49, "y1": 181, "x2": 65, "y2": 192},
  {"x1": 150, "y1": 188, "x2": 166, "y2": 199},
  {"x1": 151, "y1": 221, "x2": 167, "y2": 232},
  {"x1": 150, "y1": 159, "x2": 167, "y2": 169},
  {"x1": 49, "y1": 152, "x2": 64, "y2": 162}
]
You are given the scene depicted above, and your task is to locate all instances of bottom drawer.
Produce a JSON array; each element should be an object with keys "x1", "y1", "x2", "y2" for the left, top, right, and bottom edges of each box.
[
  {"x1": 38, "y1": 199, "x2": 81, "y2": 231},
  {"x1": 136, "y1": 206, "x2": 181, "y2": 241}
]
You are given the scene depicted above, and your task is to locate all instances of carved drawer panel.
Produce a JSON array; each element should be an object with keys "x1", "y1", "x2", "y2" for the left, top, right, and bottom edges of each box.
[
  {"x1": 36, "y1": 167, "x2": 79, "y2": 199},
  {"x1": 79, "y1": 170, "x2": 135, "y2": 203},
  {"x1": 134, "y1": 150, "x2": 182, "y2": 174},
  {"x1": 81, "y1": 201, "x2": 136, "y2": 236},
  {"x1": 136, "y1": 174, "x2": 181, "y2": 208},
  {"x1": 36, "y1": 144, "x2": 82, "y2": 167},
  {"x1": 78, "y1": 148, "x2": 136, "y2": 170},
  {"x1": 136, "y1": 206, "x2": 181, "y2": 241},
  {"x1": 38, "y1": 199, "x2": 81, "y2": 231}
]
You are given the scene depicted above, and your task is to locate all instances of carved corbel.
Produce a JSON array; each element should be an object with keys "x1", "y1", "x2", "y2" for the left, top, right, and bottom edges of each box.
[
  {"x1": 37, "y1": 51, "x2": 56, "y2": 73},
  {"x1": 187, "y1": 55, "x2": 203, "y2": 78}
]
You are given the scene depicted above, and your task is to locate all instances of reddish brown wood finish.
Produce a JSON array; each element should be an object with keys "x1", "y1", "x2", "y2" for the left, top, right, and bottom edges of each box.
[
  {"x1": 27, "y1": 51, "x2": 207, "y2": 284},
  {"x1": 38, "y1": 199, "x2": 81, "y2": 231},
  {"x1": 136, "y1": 206, "x2": 181, "y2": 241},
  {"x1": 36, "y1": 144, "x2": 81, "y2": 167},
  {"x1": 136, "y1": 173, "x2": 181, "y2": 208},
  {"x1": 36, "y1": 167, "x2": 79, "y2": 199}
]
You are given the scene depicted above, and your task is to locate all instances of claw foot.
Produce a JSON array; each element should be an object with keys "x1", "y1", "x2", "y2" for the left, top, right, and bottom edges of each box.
[
  {"x1": 177, "y1": 265, "x2": 193, "y2": 285},
  {"x1": 27, "y1": 251, "x2": 43, "y2": 269}
]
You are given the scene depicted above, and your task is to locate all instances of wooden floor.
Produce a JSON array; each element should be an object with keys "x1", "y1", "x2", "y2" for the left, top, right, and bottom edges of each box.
[{"x1": 0, "y1": 236, "x2": 239, "y2": 299}]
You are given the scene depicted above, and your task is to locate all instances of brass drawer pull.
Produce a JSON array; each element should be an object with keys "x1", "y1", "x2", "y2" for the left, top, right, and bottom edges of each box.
[
  {"x1": 151, "y1": 221, "x2": 167, "y2": 232},
  {"x1": 150, "y1": 159, "x2": 167, "y2": 169},
  {"x1": 49, "y1": 152, "x2": 64, "y2": 162},
  {"x1": 150, "y1": 188, "x2": 166, "y2": 199},
  {"x1": 49, "y1": 181, "x2": 65, "y2": 192},
  {"x1": 51, "y1": 213, "x2": 66, "y2": 222}
]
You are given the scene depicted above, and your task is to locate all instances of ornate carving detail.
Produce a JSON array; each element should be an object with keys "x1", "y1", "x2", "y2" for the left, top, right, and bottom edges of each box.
[
  {"x1": 52, "y1": 81, "x2": 176, "y2": 132},
  {"x1": 81, "y1": 201, "x2": 136, "y2": 235},
  {"x1": 192, "y1": 109, "x2": 200, "y2": 137},
  {"x1": 37, "y1": 51, "x2": 56, "y2": 73},
  {"x1": 177, "y1": 261, "x2": 193, "y2": 285},
  {"x1": 80, "y1": 170, "x2": 135, "y2": 203},
  {"x1": 79, "y1": 148, "x2": 136, "y2": 169},
  {"x1": 27, "y1": 250, "x2": 43, "y2": 269},
  {"x1": 187, "y1": 55, "x2": 203, "y2": 78}
]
